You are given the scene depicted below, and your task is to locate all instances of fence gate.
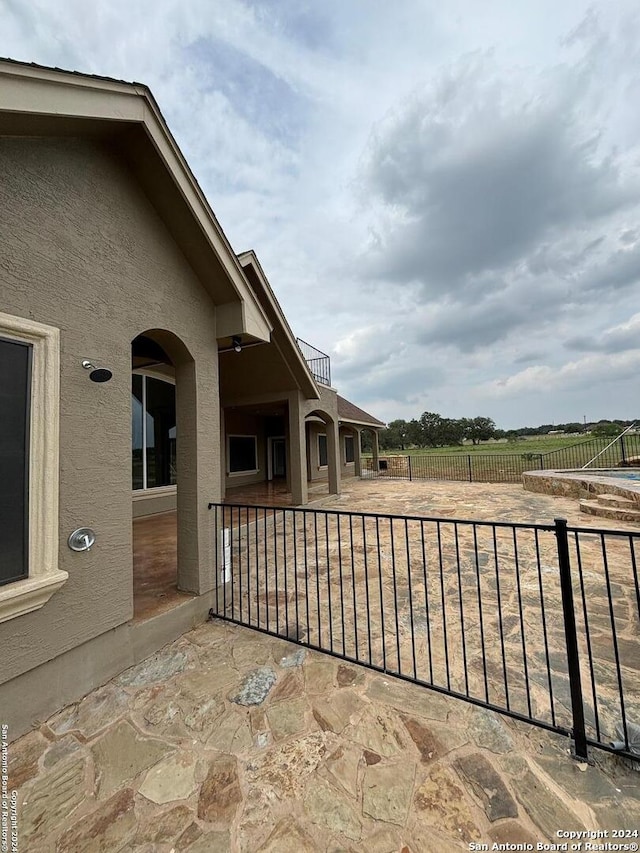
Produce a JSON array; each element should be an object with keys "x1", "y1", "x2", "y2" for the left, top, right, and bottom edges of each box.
[{"x1": 208, "y1": 502, "x2": 640, "y2": 763}]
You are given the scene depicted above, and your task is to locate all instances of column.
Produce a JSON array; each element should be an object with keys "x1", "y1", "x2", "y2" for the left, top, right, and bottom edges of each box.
[
  {"x1": 288, "y1": 391, "x2": 308, "y2": 505},
  {"x1": 219, "y1": 406, "x2": 226, "y2": 501},
  {"x1": 327, "y1": 418, "x2": 340, "y2": 495},
  {"x1": 354, "y1": 428, "x2": 362, "y2": 476},
  {"x1": 372, "y1": 429, "x2": 380, "y2": 472}
]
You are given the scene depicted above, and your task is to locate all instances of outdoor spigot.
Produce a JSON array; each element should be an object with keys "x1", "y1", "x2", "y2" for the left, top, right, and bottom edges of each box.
[{"x1": 68, "y1": 528, "x2": 96, "y2": 552}]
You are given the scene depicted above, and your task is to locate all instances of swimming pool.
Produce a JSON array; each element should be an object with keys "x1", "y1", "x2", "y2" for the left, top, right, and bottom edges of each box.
[
  {"x1": 587, "y1": 469, "x2": 640, "y2": 481},
  {"x1": 522, "y1": 467, "x2": 640, "y2": 506}
]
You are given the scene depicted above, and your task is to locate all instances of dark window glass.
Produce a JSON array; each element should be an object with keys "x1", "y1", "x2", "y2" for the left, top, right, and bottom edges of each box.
[
  {"x1": 131, "y1": 374, "x2": 176, "y2": 490},
  {"x1": 0, "y1": 337, "x2": 31, "y2": 586},
  {"x1": 345, "y1": 435, "x2": 355, "y2": 463},
  {"x1": 229, "y1": 436, "x2": 257, "y2": 473},
  {"x1": 132, "y1": 374, "x2": 144, "y2": 490},
  {"x1": 145, "y1": 376, "x2": 177, "y2": 488},
  {"x1": 318, "y1": 433, "x2": 328, "y2": 467},
  {"x1": 272, "y1": 438, "x2": 286, "y2": 477}
]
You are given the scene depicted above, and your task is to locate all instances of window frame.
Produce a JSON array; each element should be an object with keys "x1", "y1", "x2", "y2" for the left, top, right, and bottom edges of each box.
[
  {"x1": 0, "y1": 312, "x2": 67, "y2": 624},
  {"x1": 132, "y1": 369, "x2": 177, "y2": 494},
  {"x1": 344, "y1": 434, "x2": 355, "y2": 465},
  {"x1": 227, "y1": 434, "x2": 259, "y2": 476},
  {"x1": 0, "y1": 335, "x2": 32, "y2": 587},
  {"x1": 318, "y1": 433, "x2": 328, "y2": 469}
]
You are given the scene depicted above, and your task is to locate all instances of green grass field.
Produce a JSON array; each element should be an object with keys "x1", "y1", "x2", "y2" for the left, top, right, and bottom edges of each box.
[
  {"x1": 360, "y1": 433, "x2": 639, "y2": 482},
  {"x1": 369, "y1": 435, "x2": 594, "y2": 456}
]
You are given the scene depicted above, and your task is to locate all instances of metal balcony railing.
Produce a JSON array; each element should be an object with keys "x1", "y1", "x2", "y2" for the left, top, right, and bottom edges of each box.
[{"x1": 296, "y1": 338, "x2": 331, "y2": 386}]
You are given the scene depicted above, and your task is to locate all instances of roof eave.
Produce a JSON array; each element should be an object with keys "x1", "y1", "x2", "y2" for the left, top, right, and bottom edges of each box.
[
  {"x1": 0, "y1": 59, "x2": 273, "y2": 343},
  {"x1": 237, "y1": 250, "x2": 320, "y2": 400},
  {"x1": 339, "y1": 418, "x2": 386, "y2": 429}
]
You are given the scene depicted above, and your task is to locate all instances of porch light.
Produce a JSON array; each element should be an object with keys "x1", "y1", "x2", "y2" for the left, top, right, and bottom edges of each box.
[{"x1": 232, "y1": 336, "x2": 242, "y2": 353}]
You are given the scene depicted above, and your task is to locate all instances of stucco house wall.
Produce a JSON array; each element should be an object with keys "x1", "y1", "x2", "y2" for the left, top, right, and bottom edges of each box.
[
  {"x1": 306, "y1": 421, "x2": 328, "y2": 481},
  {"x1": 223, "y1": 410, "x2": 268, "y2": 488},
  {"x1": 132, "y1": 487, "x2": 178, "y2": 518},
  {"x1": 339, "y1": 425, "x2": 359, "y2": 478},
  {"x1": 0, "y1": 136, "x2": 221, "y2": 688},
  {"x1": 301, "y1": 384, "x2": 340, "y2": 485},
  {"x1": 0, "y1": 62, "x2": 385, "y2": 739},
  {"x1": 307, "y1": 423, "x2": 360, "y2": 481}
]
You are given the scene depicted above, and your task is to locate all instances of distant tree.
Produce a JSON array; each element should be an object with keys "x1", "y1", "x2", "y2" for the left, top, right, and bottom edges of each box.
[
  {"x1": 384, "y1": 419, "x2": 409, "y2": 450},
  {"x1": 592, "y1": 422, "x2": 623, "y2": 438},
  {"x1": 406, "y1": 418, "x2": 424, "y2": 447},
  {"x1": 418, "y1": 412, "x2": 444, "y2": 447},
  {"x1": 377, "y1": 431, "x2": 391, "y2": 451},
  {"x1": 562, "y1": 423, "x2": 584, "y2": 434},
  {"x1": 440, "y1": 418, "x2": 465, "y2": 446},
  {"x1": 464, "y1": 416, "x2": 497, "y2": 445}
]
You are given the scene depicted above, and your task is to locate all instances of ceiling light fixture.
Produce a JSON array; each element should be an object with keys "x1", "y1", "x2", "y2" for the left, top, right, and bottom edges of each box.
[{"x1": 232, "y1": 336, "x2": 242, "y2": 353}]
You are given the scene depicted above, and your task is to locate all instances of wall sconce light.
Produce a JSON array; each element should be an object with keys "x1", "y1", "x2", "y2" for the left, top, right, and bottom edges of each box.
[
  {"x1": 82, "y1": 359, "x2": 113, "y2": 383},
  {"x1": 232, "y1": 336, "x2": 242, "y2": 353}
]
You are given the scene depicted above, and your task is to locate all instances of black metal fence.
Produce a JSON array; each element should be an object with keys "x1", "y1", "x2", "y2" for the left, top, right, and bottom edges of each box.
[
  {"x1": 209, "y1": 502, "x2": 640, "y2": 763},
  {"x1": 542, "y1": 433, "x2": 640, "y2": 469},
  {"x1": 363, "y1": 452, "x2": 544, "y2": 482},
  {"x1": 362, "y1": 433, "x2": 640, "y2": 483}
]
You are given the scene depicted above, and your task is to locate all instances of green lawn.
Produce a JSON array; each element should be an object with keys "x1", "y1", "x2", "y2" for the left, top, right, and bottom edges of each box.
[
  {"x1": 368, "y1": 435, "x2": 594, "y2": 456},
  {"x1": 359, "y1": 433, "x2": 640, "y2": 483}
]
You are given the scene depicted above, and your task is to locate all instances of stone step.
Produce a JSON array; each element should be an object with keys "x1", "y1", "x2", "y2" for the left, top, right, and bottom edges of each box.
[
  {"x1": 579, "y1": 500, "x2": 640, "y2": 523},
  {"x1": 596, "y1": 492, "x2": 638, "y2": 509}
]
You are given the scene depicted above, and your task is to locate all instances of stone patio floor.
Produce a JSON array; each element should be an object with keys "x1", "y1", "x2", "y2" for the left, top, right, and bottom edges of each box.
[{"x1": 10, "y1": 481, "x2": 640, "y2": 852}]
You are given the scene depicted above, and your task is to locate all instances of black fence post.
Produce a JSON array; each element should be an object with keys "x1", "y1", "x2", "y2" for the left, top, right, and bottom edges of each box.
[
  {"x1": 539, "y1": 453, "x2": 545, "y2": 470},
  {"x1": 468, "y1": 455, "x2": 473, "y2": 482},
  {"x1": 408, "y1": 455, "x2": 413, "y2": 481},
  {"x1": 554, "y1": 518, "x2": 589, "y2": 762},
  {"x1": 621, "y1": 435, "x2": 627, "y2": 465}
]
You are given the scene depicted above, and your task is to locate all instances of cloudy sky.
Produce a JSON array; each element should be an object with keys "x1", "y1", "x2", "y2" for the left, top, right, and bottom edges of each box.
[{"x1": 3, "y1": 1, "x2": 640, "y2": 428}]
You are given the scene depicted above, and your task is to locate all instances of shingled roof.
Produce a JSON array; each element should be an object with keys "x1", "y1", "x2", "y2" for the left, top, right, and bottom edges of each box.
[{"x1": 337, "y1": 395, "x2": 385, "y2": 428}]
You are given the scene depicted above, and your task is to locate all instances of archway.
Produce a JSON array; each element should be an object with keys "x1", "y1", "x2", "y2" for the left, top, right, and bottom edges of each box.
[
  {"x1": 305, "y1": 408, "x2": 340, "y2": 497},
  {"x1": 357, "y1": 426, "x2": 380, "y2": 476},
  {"x1": 338, "y1": 424, "x2": 361, "y2": 477},
  {"x1": 131, "y1": 330, "x2": 199, "y2": 619}
]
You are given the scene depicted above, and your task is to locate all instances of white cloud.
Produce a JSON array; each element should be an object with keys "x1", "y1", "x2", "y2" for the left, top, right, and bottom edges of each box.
[
  {"x1": 566, "y1": 311, "x2": 640, "y2": 353},
  {"x1": 3, "y1": 0, "x2": 640, "y2": 427},
  {"x1": 483, "y1": 349, "x2": 640, "y2": 397}
]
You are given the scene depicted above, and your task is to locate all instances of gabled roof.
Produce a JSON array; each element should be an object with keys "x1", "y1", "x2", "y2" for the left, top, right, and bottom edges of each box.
[
  {"x1": 237, "y1": 250, "x2": 319, "y2": 400},
  {"x1": 0, "y1": 57, "x2": 272, "y2": 343},
  {"x1": 338, "y1": 396, "x2": 385, "y2": 429}
]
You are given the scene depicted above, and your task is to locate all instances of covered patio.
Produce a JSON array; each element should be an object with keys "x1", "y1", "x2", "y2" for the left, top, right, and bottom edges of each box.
[{"x1": 132, "y1": 481, "x2": 331, "y2": 621}]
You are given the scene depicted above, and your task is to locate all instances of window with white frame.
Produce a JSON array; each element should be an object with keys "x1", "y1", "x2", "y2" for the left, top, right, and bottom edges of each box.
[
  {"x1": 132, "y1": 373, "x2": 177, "y2": 490},
  {"x1": 318, "y1": 433, "x2": 328, "y2": 468},
  {"x1": 0, "y1": 313, "x2": 67, "y2": 624},
  {"x1": 0, "y1": 335, "x2": 31, "y2": 586},
  {"x1": 344, "y1": 434, "x2": 355, "y2": 464},
  {"x1": 228, "y1": 435, "x2": 258, "y2": 474}
]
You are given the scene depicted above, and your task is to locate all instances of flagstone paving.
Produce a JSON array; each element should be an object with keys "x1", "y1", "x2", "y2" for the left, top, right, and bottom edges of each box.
[
  {"x1": 9, "y1": 621, "x2": 639, "y2": 852},
  {"x1": 9, "y1": 481, "x2": 640, "y2": 851},
  {"x1": 220, "y1": 479, "x2": 640, "y2": 756}
]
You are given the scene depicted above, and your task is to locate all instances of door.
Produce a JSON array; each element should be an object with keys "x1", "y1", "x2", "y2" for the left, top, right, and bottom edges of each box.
[{"x1": 268, "y1": 437, "x2": 287, "y2": 479}]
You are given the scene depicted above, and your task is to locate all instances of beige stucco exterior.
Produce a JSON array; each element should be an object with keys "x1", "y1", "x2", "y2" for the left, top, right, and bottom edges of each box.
[
  {"x1": 0, "y1": 60, "x2": 384, "y2": 739},
  {"x1": 0, "y1": 133, "x2": 221, "y2": 677}
]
